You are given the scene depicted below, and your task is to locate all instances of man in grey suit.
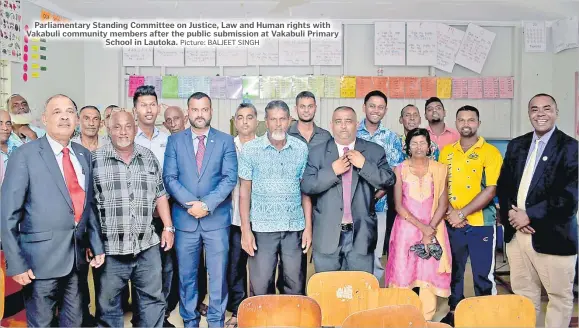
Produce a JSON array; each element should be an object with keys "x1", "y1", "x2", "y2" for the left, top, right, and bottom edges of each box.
[
  {"x1": 301, "y1": 106, "x2": 395, "y2": 273},
  {"x1": 1, "y1": 94, "x2": 105, "y2": 327}
]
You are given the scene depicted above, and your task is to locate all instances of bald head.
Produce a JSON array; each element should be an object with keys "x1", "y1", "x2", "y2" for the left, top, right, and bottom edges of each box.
[
  {"x1": 42, "y1": 94, "x2": 78, "y2": 144},
  {"x1": 0, "y1": 110, "x2": 13, "y2": 143},
  {"x1": 163, "y1": 106, "x2": 187, "y2": 134},
  {"x1": 109, "y1": 110, "x2": 136, "y2": 150}
]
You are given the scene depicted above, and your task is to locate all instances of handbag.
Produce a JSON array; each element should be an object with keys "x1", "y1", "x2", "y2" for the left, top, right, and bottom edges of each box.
[{"x1": 409, "y1": 237, "x2": 443, "y2": 261}]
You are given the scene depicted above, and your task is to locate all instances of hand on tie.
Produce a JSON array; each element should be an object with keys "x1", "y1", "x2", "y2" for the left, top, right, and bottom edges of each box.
[
  {"x1": 345, "y1": 150, "x2": 365, "y2": 168},
  {"x1": 186, "y1": 201, "x2": 208, "y2": 218},
  {"x1": 332, "y1": 156, "x2": 351, "y2": 175},
  {"x1": 508, "y1": 205, "x2": 534, "y2": 233}
]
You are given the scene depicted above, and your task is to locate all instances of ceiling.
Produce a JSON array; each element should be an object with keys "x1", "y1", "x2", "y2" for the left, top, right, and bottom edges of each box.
[{"x1": 37, "y1": 0, "x2": 579, "y2": 21}]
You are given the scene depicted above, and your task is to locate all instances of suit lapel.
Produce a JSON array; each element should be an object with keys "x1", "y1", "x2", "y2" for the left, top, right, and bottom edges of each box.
[
  {"x1": 199, "y1": 128, "x2": 216, "y2": 179},
  {"x1": 39, "y1": 137, "x2": 73, "y2": 210},
  {"x1": 351, "y1": 140, "x2": 364, "y2": 201},
  {"x1": 183, "y1": 129, "x2": 199, "y2": 177},
  {"x1": 327, "y1": 141, "x2": 342, "y2": 201},
  {"x1": 515, "y1": 134, "x2": 533, "y2": 185},
  {"x1": 528, "y1": 129, "x2": 558, "y2": 192}
]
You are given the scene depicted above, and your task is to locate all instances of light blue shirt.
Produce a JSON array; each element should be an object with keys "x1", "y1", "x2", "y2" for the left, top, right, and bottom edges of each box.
[
  {"x1": 1, "y1": 138, "x2": 19, "y2": 177},
  {"x1": 238, "y1": 134, "x2": 309, "y2": 232},
  {"x1": 9, "y1": 125, "x2": 46, "y2": 146},
  {"x1": 525, "y1": 126, "x2": 556, "y2": 176},
  {"x1": 134, "y1": 127, "x2": 169, "y2": 168},
  {"x1": 356, "y1": 119, "x2": 405, "y2": 212},
  {"x1": 192, "y1": 129, "x2": 210, "y2": 154}
]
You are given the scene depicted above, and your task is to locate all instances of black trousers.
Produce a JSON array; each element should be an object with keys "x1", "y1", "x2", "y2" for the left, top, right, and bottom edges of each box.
[{"x1": 226, "y1": 225, "x2": 248, "y2": 315}]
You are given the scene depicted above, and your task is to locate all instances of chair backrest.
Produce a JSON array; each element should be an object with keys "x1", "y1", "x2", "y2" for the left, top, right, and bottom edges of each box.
[
  {"x1": 237, "y1": 295, "x2": 321, "y2": 328},
  {"x1": 342, "y1": 305, "x2": 428, "y2": 328},
  {"x1": 366, "y1": 288, "x2": 422, "y2": 312},
  {"x1": 306, "y1": 271, "x2": 379, "y2": 327},
  {"x1": 455, "y1": 295, "x2": 536, "y2": 328}
]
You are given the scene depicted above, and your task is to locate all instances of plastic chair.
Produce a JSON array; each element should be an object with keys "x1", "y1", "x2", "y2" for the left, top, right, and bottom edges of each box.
[
  {"x1": 237, "y1": 294, "x2": 321, "y2": 328},
  {"x1": 342, "y1": 304, "x2": 427, "y2": 328},
  {"x1": 454, "y1": 294, "x2": 536, "y2": 327}
]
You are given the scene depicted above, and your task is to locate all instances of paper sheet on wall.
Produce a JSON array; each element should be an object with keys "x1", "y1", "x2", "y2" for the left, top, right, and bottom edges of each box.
[
  {"x1": 185, "y1": 47, "x2": 216, "y2": 66},
  {"x1": 144, "y1": 76, "x2": 163, "y2": 95},
  {"x1": 259, "y1": 76, "x2": 277, "y2": 99},
  {"x1": 324, "y1": 76, "x2": 341, "y2": 98},
  {"x1": 436, "y1": 78, "x2": 452, "y2": 99},
  {"x1": 292, "y1": 76, "x2": 310, "y2": 96},
  {"x1": 276, "y1": 76, "x2": 293, "y2": 98},
  {"x1": 498, "y1": 77, "x2": 514, "y2": 98},
  {"x1": 0, "y1": 0, "x2": 23, "y2": 62},
  {"x1": 455, "y1": 23, "x2": 495, "y2": 74},
  {"x1": 406, "y1": 22, "x2": 438, "y2": 66},
  {"x1": 310, "y1": 38, "x2": 342, "y2": 66},
  {"x1": 154, "y1": 47, "x2": 185, "y2": 67},
  {"x1": 123, "y1": 47, "x2": 153, "y2": 66},
  {"x1": 128, "y1": 76, "x2": 145, "y2": 97},
  {"x1": 178, "y1": 76, "x2": 195, "y2": 98},
  {"x1": 248, "y1": 39, "x2": 279, "y2": 66},
  {"x1": 373, "y1": 77, "x2": 389, "y2": 96},
  {"x1": 404, "y1": 77, "x2": 421, "y2": 99},
  {"x1": 523, "y1": 21, "x2": 547, "y2": 53},
  {"x1": 435, "y1": 24, "x2": 465, "y2": 73},
  {"x1": 309, "y1": 76, "x2": 326, "y2": 97},
  {"x1": 192, "y1": 76, "x2": 211, "y2": 95},
  {"x1": 242, "y1": 76, "x2": 260, "y2": 99},
  {"x1": 452, "y1": 78, "x2": 468, "y2": 98},
  {"x1": 552, "y1": 17, "x2": 579, "y2": 53},
  {"x1": 161, "y1": 76, "x2": 179, "y2": 98},
  {"x1": 226, "y1": 77, "x2": 243, "y2": 99},
  {"x1": 482, "y1": 77, "x2": 499, "y2": 98},
  {"x1": 340, "y1": 76, "x2": 356, "y2": 98},
  {"x1": 389, "y1": 77, "x2": 405, "y2": 98},
  {"x1": 217, "y1": 47, "x2": 248, "y2": 66},
  {"x1": 279, "y1": 39, "x2": 310, "y2": 66},
  {"x1": 374, "y1": 22, "x2": 406, "y2": 66},
  {"x1": 420, "y1": 77, "x2": 437, "y2": 98},
  {"x1": 210, "y1": 77, "x2": 227, "y2": 99},
  {"x1": 467, "y1": 78, "x2": 483, "y2": 99},
  {"x1": 356, "y1": 77, "x2": 374, "y2": 98}
]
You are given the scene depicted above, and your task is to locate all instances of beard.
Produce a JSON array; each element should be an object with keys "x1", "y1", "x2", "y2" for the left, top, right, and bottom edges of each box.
[
  {"x1": 298, "y1": 115, "x2": 314, "y2": 123},
  {"x1": 11, "y1": 112, "x2": 33, "y2": 125},
  {"x1": 460, "y1": 128, "x2": 475, "y2": 138},
  {"x1": 430, "y1": 118, "x2": 442, "y2": 123},
  {"x1": 115, "y1": 138, "x2": 132, "y2": 148},
  {"x1": 270, "y1": 130, "x2": 286, "y2": 141},
  {"x1": 192, "y1": 117, "x2": 210, "y2": 129}
]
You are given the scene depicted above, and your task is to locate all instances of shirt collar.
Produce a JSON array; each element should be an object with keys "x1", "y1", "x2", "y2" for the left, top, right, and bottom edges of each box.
[
  {"x1": 452, "y1": 136, "x2": 486, "y2": 152},
  {"x1": 191, "y1": 128, "x2": 210, "y2": 140},
  {"x1": 532, "y1": 126, "x2": 556, "y2": 145},
  {"x1": 335, "y1": 139, "x2": 355, "y2": 151},
  {"x1": 137, "y1": 126, "x2": 160, "y2": 140},
  {"x1": 262, "y1": 133, "x2": 292, "y2": 151},
  {"x1": 45, "y1": 134, "x2": 73, "y2": 156},
  {"x1": 103, "y1": 142, "x2": 144, "y2": 160},
  {"x1": 357, "y1": 118, "x2": 386, "y2": 134},
  {"x1": 426, "y1": 124, "x2": 452, "y2": 135},
  {"x1": 289, "y1": 121, "x2": 323, "y2": 135}
]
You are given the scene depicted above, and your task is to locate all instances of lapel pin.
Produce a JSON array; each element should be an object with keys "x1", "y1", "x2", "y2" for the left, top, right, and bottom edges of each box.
[
  {"x1": 211, "y1": 140, "x2": 214, "y2": 143},
  {"x1": 79, "y1": 152, "x2": 83, "y2": 156},
  {"x1": 542, "y1": 156, "x2": 548, "y2": 161}
]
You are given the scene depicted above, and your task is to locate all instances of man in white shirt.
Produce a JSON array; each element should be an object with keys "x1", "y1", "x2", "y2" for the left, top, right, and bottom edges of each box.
[{"x1": 226, "y1": 103, "x2": 258, "y2": 328}]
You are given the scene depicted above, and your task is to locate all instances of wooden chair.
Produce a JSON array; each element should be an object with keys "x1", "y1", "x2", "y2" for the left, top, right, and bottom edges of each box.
[
  {"x1": 342, "y1": 304, "x2": 428, "y2": 328},
  {"x1": 237, "y1": 295, "x2": 321, "y2": 328},
  {"x1": 454, "y1": 295, "x2": 536, "y2": 327},
  {"x1": 365, "y1": 288, "x2": 423, "y2": 312},
  {"x1": 306, "y1": 271, "x2": 379, "y2": 327}
]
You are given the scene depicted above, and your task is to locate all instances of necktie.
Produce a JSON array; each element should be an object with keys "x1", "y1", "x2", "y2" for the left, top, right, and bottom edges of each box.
[
  {"x1": 62, "y1": 148, "x2": 85, "y2": 223},
  {"x1": 342, "y1": 147, "x2": 353, "y2": 224},
  {"x1": 517, "y1": 139, "x2": 541, "y2": 210},
  {"x1": 196, "y1": 135, "x2": 206, "y2": 174}
]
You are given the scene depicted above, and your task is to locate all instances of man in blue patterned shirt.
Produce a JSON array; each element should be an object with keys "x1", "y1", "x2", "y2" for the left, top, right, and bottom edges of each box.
[
  {"x1": 238, "y1": 100, "x2": 312, "y2": 296},
  {"x1": 356, "y1": 90, "x2": 405, "y2": 282}
]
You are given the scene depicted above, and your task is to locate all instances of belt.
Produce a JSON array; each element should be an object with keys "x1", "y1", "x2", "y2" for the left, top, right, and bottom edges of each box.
[{"x1": 340, "y1": 223, "x2": 353, "y2": 232}]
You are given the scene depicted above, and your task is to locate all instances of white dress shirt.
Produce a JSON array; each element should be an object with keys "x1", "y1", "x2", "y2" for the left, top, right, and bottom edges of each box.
[
  {"x1": 46, "y1": 134, "x2": 85, "y2": 191},
  {"x1": 134, "y1": 127, "x2": 169, "y2": 168},
  {"x1": 336, "y1": 140, "x2": 356, "y2": 157}
]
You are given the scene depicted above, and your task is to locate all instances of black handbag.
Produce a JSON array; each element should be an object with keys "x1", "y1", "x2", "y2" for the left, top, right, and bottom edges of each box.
[{"x1": 409, "y1": 237, "x2": 443, "y2": 261}]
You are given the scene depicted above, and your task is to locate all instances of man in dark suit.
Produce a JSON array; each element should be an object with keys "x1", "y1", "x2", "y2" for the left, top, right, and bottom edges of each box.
[
  {"x1": 1, "y1": 94, "x2": 105, "y2": 327},
  {"x1": 301, "y1": 106, "x2": 396, "y2": 272},
  {"x1": 497, "y1": 93, "x2": 578, "y2": 328}
]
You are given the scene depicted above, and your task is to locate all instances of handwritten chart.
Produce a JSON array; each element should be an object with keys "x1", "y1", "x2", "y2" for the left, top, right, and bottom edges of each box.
[
  {"x1": 311, "y1": 38, "x2": 342, "y2": 66},
  {"x1": 374, "y1": 22, "x2": 406, "y2": 66},
  {"x1": 406, "y1": 22, "x2": 438, "y2": 66},
  {"x1": 455, "y1": 23, "x2": 496, "y2": 74},
  {"x1": 185, "y1": 47, "x2": 216, "y2": 66},
  {"x1": 435, "y1": 24, "x2": 465, "y2": 73},
  {"x1": 248, "y1": 39, "x2": 279, "y2": 66},
  {"x1": 154, "y1": 47, "x2": 185, "y2": 67},
  {"x1": 123, "y1": 47, "x2": 153, "y2": 66},
  {"x1": 279, "y1": 39, "x2": 310, "y2": 66}
]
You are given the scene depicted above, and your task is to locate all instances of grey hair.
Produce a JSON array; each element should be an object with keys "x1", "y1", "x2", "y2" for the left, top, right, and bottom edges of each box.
[
  {"x1": 236, "y1": 103, "x2": 258, "y2": 117},
  {"x1": 264, "y1": 100, "x2": 290, "y2": 118},
  {"x1": 44, "y1": 94, "x2": 77, "y2": 112}
]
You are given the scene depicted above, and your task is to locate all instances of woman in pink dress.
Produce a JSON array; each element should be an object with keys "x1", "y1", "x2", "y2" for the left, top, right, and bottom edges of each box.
[{"x1": 385, "y1": 128, "x2": 452, "y2": 321}]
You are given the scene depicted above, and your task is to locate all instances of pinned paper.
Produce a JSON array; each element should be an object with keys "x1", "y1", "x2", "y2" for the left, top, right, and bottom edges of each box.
[
  {"x1": 340, "y1": 76, "x2": 356, "y2": 98},
  {"x1": 499, "y1": 77, "x2": 514, "y2": 99},
  {"x1": 226, "y1": 77, "x2": 243, "y2": 99},
  {"x1": 31, "y1": 72, "x2": 40, "y2": 78},
  {"x1": 128, "y1": 75, "x2": 145, "y2": 97},
  {"x1": 436, "y1": 78, "x2": 452, "y2": 99},
  {"x1": 324, "y1": 76, "x2": 341, "y2": 98},
  {"x1": 420, "y1": 77, "x2": 437, "y2": 98},
  {"x1": 373, "y1": 77, "x2": 389, "y2": 96},
  {"x1": 161, "y1": 76, "x2": 179, "y2": 99},
  {"x1": 309, "y1": 76, "x2": 325, "y2": 97},
  {"x1": 467, "y1": 78, "x2": 483, "y2": 99},
  {"x1": 260, "y1": 76, "x2": 277, "y2": 99},
  {"x1": 178, "y1": 76, "x2": 195, "y2": 98},
  {"x1": 389, "y1": 78, "x2": 405, "y2": 99},
  {"x1": 144, "y1": 76, "x2": 163, "y2": 96},
  {"x1": 452, "y1": 78, "x2": 468, "y2": 99},
  {"x1": 355, "y1": 77, "x2": 374, "y2": 98},
  {"x1": 242, "y1": 76, "x2": 260, "y2": 99},
  {"x1": 292, "y1": 76, "x2": 310, "y2": 96},
  {"x1": 482, "y1": 77, "x2": 499, "y2": 98},
  {"x1": 404, "y1": 77, "x2": 421, "y2": 99},
  {"x1": 210, "y1": 76, "x2": 227, "y2": 99}
]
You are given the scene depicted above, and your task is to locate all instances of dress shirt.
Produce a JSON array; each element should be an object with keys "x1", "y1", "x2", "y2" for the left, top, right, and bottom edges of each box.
[
  {"x1": 134, "y1": 126, "x2": 169, "y2": 168},
  {"x1": 192, "y1": 128, "x2": 210, "y2": 154},
  {"x1": 524, "y1": 126, "x2": 556, "y2": 176},
  {"x1": 336, "y1": 140, "x2": 356, "y2": 157},
  {"x1": 426, "y1": 124, "x2": 460, "y2": 151},
  {"x1": 46, "y1": 134, "x2": 85, "y2": 191}
]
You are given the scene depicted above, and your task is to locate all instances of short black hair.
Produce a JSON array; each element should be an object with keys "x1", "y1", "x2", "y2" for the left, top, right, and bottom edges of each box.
[
  {"x1": 364, "y1": 90, "x2": 387, "y2": 105},
  {"x1": 425, "y1": 97, "x2": 444, "y2": 110},
  {"x1": 295, "y1": 91, "x2": 316, "y2": 105},
  {"x1": 105, "y1": 104, "x2": 118, "y2": 110},
  {"x1": 334, "y1": 106, "x2": 356, "y2": 115},
  {"x1": 133, "y1": 85, "x2": 158, "y2": 108},
  {"x1": 405, "y1": 128, "x2": 432, "y2": 157},
  {"x1": 456, "y1": 105, "x2": 480, "y2": 120},
  {"x1": 265, "y1": 100, "x2": 290, "y2": 118},
  {"x1": 528, "y1": 93, "x2": 557, "y2": 108},
  {"x1": 400, "y1": 104, "x2": 418, "y2": 118},
  {"x1": 187, "y1": 92, "x2": 212, "y2": 107},
  {"x1": 79, "y1": 105, "x2": 99, "y2": 115},
  {"x1": 236, "y1": 102, "x2": 257, "y2": 117}
]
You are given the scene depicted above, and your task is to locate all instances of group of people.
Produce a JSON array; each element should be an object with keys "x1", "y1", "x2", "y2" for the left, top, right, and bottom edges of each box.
[{"x1": 0, "y1": 87, "x2": 576, "y2": 328}]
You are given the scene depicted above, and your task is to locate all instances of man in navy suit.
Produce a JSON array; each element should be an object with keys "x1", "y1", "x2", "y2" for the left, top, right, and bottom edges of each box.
[
  {"x1": 1, "y1": 94, "x2": 104, "y2": 327},
  {"x1": 163, "y1": 92, "x2": 238, "y2": 328},
  {"x1": 497, "y1": 93, "x2": 578, "y2": 328}
]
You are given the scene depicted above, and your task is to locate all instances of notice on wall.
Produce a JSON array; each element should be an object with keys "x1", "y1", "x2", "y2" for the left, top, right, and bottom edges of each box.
[
  {"x1": 523, "y1": 21, "x2": 547, "y2": 53},
  {"x1": 455, "y1": 23, "x2": 495, "y2": 74},
  {"x1": 374, "y1": 21, "x2": 406, "y2": 66},
  {"x1": 1, "y1": 0, "x2": 23, "y2": 62}
]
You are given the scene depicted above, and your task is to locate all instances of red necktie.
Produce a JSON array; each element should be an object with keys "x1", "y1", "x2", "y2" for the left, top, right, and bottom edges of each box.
[
  {"x1": 62, "y1": 148, "x2": 85, "y2": 223},
  {"x1": 196, "y1": 135, "x2": 206, "y2": 174},
  {"x1": 342, "y1": 147, "x2": 353, "y2": 224}
]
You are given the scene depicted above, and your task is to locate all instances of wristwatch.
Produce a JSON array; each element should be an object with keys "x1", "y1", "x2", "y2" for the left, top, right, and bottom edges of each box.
[
  {"x1": 163, "y1": 226, "x2": 175, "y2": 233},
  {"x1": 457, "y1": 210, "x2": 466, "y2": 221},
  {"x1": 200, "y1": 202, "x2": 209, "y2": 212}
]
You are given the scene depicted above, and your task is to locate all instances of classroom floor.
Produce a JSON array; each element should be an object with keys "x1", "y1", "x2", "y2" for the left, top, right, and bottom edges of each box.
[{"x1": 83, "y1": 250, "x2": 578, "y2": 328}]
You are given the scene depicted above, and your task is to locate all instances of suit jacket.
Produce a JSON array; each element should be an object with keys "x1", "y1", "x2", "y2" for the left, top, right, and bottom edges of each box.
[
  {"x1": 163, "y1": 127, "x2": 238, "y2": 232},
  {"x1": 0, "y1": 137, "x2": 104, "y2": 278},
  {"x1": 301, "y1": 138, "x2": 396, "y2": 255},
  {"x1": 497, "y1": 128, "x2": 578, "y2": 256}
]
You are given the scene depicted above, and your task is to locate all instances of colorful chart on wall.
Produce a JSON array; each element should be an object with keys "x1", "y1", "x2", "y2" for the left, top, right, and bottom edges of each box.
[{"x1": 0, "y1": 0, "x2": 23, "y2": 62}]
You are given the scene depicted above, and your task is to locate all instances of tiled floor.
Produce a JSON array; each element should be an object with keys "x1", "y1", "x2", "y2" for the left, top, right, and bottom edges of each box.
[{"x1": 84, "y1": 250, "x2": 578, "y2": 327}]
